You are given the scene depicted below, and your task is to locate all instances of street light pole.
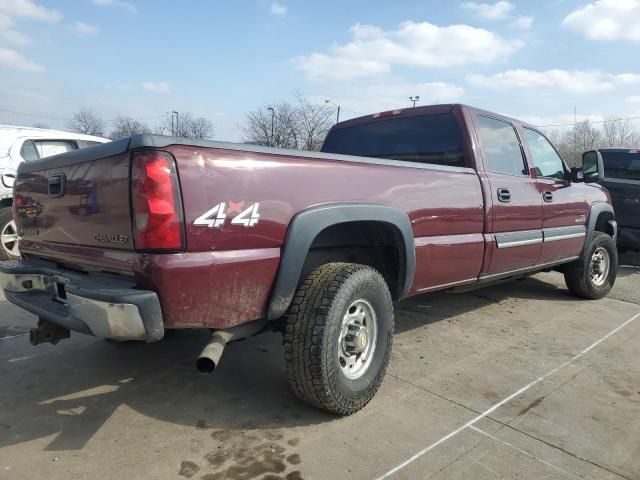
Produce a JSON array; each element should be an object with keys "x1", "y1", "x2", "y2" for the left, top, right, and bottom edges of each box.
[
  {"x1": 336, "y1": 105, "x2": 341, "y2": 124},
  {"x1": 172, "y1": 111, "x2": 179, "y2": 136},
  {"x1": 267, "y1": 107, "x2": 275, "y2": 147},
  {"x1": 409, "y1": 96, "x2": 420, "y2": 108}
]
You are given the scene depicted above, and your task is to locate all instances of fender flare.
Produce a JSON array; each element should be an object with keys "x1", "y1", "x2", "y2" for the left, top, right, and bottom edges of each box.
[
  {"x1": 267, "y1": 203, "x2": 416, "y2": 320},
  {"x1": 582, "y1": 202, "x2": 616, "y2": 256}
]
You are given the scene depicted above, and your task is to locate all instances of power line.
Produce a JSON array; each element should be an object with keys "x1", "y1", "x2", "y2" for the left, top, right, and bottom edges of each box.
[
  {"x1": 535, "y1": 114, "x2": 640, "y2": 128},
  {"x1": 0, "y1": 107, "x2": 166, "y2": 123}
]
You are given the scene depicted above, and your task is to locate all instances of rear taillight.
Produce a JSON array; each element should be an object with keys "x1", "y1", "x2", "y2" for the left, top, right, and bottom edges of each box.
[{"x1": 131, "y1": 151, "x2": 184, "y2": 251}]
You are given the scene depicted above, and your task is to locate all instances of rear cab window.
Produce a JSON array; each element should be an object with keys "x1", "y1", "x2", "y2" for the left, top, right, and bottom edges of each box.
[
  {"x1": 321, "y1": 112, "x2": 466, "y2": 168},
  {"x1": 476, "y1": 116, "x2": 528, "y2": 176},
  {"x1": 601, "y1": 150, "x2": 640, "y2": 181}
]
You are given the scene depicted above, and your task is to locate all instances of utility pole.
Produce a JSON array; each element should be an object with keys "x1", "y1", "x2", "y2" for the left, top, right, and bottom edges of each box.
[
  {"x1": 336, "y1": 105, "x2": 341, "y2": 124},
  {"x1": 409, "y1": 96, "x2": 420, "y2": 108},
  {"x1": 267, "y1": 107, "x2": 275, "y2": 147}
]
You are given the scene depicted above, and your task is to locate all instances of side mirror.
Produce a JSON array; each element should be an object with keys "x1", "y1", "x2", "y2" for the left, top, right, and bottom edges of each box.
[
  {"x1": 582, "y1": 150, "x2": 604, "y2": 183},
  {"x1": 1, "y1": 170, "x2": 15, "y2": 189},
  {"x1": 570, "y1": 167, "x2": 584, "y2": 182}
]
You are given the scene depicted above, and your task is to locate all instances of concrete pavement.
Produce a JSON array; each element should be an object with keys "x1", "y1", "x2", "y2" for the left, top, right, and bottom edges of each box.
[{"x1": 0, "y1": 264, "x2": 638, "y2": 480}]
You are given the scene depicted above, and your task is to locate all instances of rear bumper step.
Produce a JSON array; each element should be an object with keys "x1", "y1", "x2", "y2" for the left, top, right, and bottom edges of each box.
[{"x1": 0, "y1": 259, "x2": 164, "y2": 342}]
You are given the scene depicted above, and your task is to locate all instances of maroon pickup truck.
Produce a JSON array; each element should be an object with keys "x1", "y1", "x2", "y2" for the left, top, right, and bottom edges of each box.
[{"x1": 0, "y1": 104, "x2": 618, "y2": 414}]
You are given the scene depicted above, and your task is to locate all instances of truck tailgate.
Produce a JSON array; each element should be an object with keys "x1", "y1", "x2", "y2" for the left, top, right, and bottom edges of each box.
[{"x1": 14, "y1": 139, "x2": 134, "y2": 258}]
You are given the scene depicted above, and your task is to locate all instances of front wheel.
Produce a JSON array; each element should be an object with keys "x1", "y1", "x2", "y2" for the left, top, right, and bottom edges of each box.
[
  {"x1": 283, "y1": 263, "x2": 394, "y2": 415},
  {"x1": 0, "y1": 207, "x2": 20, "y2": 261},
  {"x1": 564, "y1": 232, "x2": 617, "y2": 299}
]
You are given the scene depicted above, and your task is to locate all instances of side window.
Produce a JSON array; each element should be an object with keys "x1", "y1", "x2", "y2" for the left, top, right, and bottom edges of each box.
[
  {"x1": 76, "y1": 140, "x2": 102, "y2": 149},
  {"x1": 477, "y1": 116, "x2": 527, "y2": 176},
  {"x1": 523, "y1": 128, "x2": 566, "y2": 180},
  {"x1": 19, "y1": 140, "x2": 39, "y2": 161},
  {"x1": 33, "y1": 140, "x2": 76, "y2": 159},
  {"x1": 624, "y1": 159, "x2": 640, "y2": 181}
]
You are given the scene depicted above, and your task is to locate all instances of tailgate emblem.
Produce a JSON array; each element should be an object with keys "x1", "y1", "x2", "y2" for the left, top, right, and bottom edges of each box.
[
  {"x1": 94, "y1": 233, "x2": 130, "y2": 244},
  {"x1": 194, "y1": 202, "x2": 260, "y2": 228}
]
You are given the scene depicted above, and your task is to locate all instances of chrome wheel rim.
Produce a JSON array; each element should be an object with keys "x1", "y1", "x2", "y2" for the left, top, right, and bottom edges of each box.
[
  {"x1": 338, "y1": 299, "x2": 377, "y2": 380},
  {"x1": 1, "y1": 219, "x2": 20, "y2": 258},
  {"x1": 590, "y1": 247, "x2": 610, "y2": 287}
]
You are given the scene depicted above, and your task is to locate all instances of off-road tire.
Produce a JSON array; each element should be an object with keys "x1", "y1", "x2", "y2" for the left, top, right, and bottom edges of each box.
[
  {"x1": 283, "y1": 263, "x2": 394, "y2": 415},
  {"x1": 0, "y1": 207, "x2": 19, "y2": 261},
  {"x1": 564, "y1": 232, "x2": 617, "y2": 299}
]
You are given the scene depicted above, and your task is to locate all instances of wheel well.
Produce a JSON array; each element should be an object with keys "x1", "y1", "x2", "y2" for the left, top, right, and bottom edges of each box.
[
  {"x1": 301, "y1": 221, "x2": 404, "y2": 299},
  {"x1": 0, "y1": 198, "x2": 12, "y2": 210},
  {"x1": 594, "y1": 211, "x2": 615, "y2": 237}
]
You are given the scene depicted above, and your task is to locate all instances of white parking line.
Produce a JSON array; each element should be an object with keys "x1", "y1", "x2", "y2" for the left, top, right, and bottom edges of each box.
[
  {"x1": 0, "y1": 333, "x2": 28, "y2": 341},
  {"x1": 373, "y1": 310, "x2": 640, "y2": 480},
  {"x1": 469, "y1": 426, "x2": 582, "y2": 479}
]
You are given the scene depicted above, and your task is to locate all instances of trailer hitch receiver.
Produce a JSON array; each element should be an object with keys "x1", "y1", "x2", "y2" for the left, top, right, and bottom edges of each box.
[{"x1": 30, "y1": 318, "x2": 70, "y2": 346}]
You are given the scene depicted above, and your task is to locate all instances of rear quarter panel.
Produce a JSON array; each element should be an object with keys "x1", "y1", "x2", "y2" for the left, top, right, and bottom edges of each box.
[{"x1": 152, "y1": 145, "x2": 485, "y2": 327}]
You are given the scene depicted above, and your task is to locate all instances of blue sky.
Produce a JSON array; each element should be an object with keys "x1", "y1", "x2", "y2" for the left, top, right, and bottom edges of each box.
[{"x1": 1, "y1": 0, "x2": 640, "y2": 140}]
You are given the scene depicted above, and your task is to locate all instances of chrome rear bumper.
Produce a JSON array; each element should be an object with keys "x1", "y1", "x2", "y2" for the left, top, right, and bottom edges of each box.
[{"x1": 0, "y1": 259, "x2": 164, "y2": 342}]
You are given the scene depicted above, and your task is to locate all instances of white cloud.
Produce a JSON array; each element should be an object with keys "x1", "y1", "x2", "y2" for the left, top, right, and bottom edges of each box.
[
  {"x1": 69, "y1": 21, "x2": 100, "y2": 36},
  {"x1": 468, "y1": 69, "x2": 640, "y2": 93},
  {"x1": 461, "y1": 1, "x2": 514, "y2": 20},
  {"x1": 510, "y1": 15, "x2": 533, "y2": 29},
  {"x1": 92, "y1": 0, "x2": 137, "y2": 14},
  {"x1": 1, "y1": 28, "x2": 30, "y2": 45},
  {"x1": 141, "y1": 81, "x2": 170, "y2": 93},
  {"x1": 627, "y1": 95, "x2": 640, "y2": 103},
  {"x1": 0, "y1": 1, "x2": 61, "y2": 48},
  {"x1": 0, "y1": 47, "x2": 44, "y2": 72},
  {"x1": 563, "y1": 0, "x2": 640, "y2": 41},
  {"x1": 0, "y1": 0, "x2": 62, "y2": 23},
  {"x1": 270, "y1": 2, "x2": 287, "y2": 15},
  {"x1": 294, "y1": 21, "x2": 521, "y2": 81}
]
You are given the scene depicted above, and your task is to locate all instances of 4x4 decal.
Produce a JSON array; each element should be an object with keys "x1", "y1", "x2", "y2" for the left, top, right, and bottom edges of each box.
[{"x1": 194, "y1": 202, "x2": 260, "y2": 228}]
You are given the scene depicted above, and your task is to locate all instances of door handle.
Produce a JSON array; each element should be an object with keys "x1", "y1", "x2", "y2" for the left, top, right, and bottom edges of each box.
[
  {"x1": 48, "y1": 173, "x2": 66, "y2": 198},
  {"x1": 542, "y1": 191, "x2": 553, "y2": 203},
  {"x1": 497, "y1": 188, "x2": 511, "y2": 203}
]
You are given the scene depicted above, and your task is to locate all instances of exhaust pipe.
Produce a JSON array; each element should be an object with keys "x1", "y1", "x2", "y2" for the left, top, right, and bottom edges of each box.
[
  {"x1": 196, "y1": 320, "x2": 267, "y2": 374},
  {"x1": 196, "y1": 330, "x2": 234, "y2": 374}
]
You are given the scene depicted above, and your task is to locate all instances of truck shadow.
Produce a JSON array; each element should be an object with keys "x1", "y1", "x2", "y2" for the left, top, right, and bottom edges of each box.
[{"x1": 0, "y1": 272, "x2": 618, "y2": 455}]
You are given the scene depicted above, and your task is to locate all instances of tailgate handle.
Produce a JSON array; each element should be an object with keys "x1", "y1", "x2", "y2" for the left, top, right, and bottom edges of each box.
[{"x1": 48, "y1": 174, "x2": 66, "y2": 197}]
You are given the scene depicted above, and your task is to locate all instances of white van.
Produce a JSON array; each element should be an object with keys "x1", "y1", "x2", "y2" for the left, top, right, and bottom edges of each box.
[{"x1": 0, "y1": 126, "x2": 110, "y2": 259}]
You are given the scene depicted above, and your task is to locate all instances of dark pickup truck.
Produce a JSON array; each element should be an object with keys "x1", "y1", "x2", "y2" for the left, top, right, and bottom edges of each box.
[
  {"x1": 583, "y1": 148, "x2": 639, "y2": 251},
  {"x1": 0, "y1": 104, "x2": 618, "y2": 414}
]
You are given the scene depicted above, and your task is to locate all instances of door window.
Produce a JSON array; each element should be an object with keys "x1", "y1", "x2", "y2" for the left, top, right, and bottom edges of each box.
[
  {"x1": 477, "y1": 116, "x2": 528, "y2": 176},
  {"x1": 33, "y1": 140, "x2": 76, "y2": 158},
  {"x1": 19, "y1": 140, "x2": 39, "y2": 161},
  {"x1": 523, "y1": 128, "x2": 566, "y2": 180}
]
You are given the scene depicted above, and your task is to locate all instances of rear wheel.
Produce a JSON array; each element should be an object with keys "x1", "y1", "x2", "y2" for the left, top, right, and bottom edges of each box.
[
  {"x1": 0, "y1": 207, "x2": 20, "y2": 261},
  {"x1": 564, "y1": 232, "x2": 617, "y2": 299},
  {"x1": 283, "y1": 263, "x2": 394, "y2": 415}
]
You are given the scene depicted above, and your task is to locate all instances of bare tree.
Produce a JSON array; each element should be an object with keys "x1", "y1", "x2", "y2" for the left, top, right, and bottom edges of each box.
[
  {"x1": 602, "y1": 117, "x2": 637, "y2": 147},
  {"x1": 110, "y1": 115, "x2": 150, "y2": 140},
  {"x1": 188, "y1": 116, "x2": 214, "y2": 139},
  {"x1": 66, "y1": 108, "x2": 105, "y2": 136},
  {"x1": 292, "y1": 93, "x2": 334, "y2": 151},
  {"x1": 243, "y1": 102, "x2": 298, "y2": 148},
  {"x1": 242, "y1": 94, "x2": 334, "y2": 151},
  {"x1": 161, "y1": 112, "x2": 214, "y2": 139}
]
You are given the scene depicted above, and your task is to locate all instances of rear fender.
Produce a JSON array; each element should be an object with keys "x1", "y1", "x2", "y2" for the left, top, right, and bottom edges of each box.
[{"x1": 267, "y1": 203, "x2": 416, "y2": 320}]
